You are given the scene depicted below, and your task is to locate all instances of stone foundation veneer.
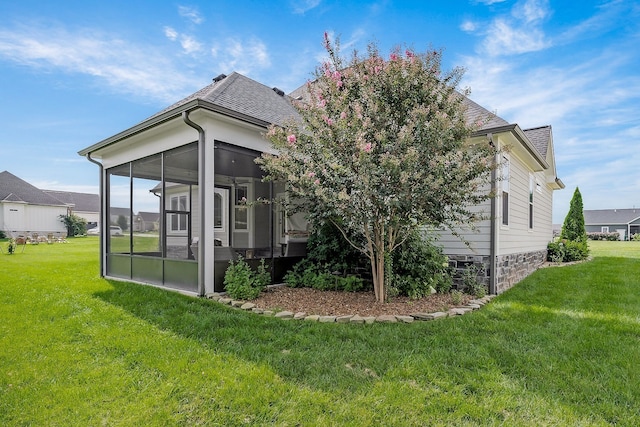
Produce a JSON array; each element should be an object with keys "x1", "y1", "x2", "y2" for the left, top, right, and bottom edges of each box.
[{"x1": 448, "y1": 249, "x2": 547, "y2": 295}]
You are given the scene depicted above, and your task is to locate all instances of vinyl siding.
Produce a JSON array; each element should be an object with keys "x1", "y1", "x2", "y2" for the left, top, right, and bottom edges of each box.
[
  {"x1": 498, "y1": 151, "x2": 553, "y2": 255},
  {"x1": 436, "y1": 199, "x2": 492, "y2": 257}
]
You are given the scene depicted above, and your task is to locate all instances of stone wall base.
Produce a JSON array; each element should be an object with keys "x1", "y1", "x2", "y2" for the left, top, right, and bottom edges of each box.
[{"x1": 447, "y1": 249, "x2": 547, "y2": 295}]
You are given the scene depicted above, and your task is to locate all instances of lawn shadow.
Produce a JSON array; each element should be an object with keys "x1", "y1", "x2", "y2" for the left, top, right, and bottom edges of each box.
[{"x1": 94, "y1": 279, "x2": 445, "y2": 394}]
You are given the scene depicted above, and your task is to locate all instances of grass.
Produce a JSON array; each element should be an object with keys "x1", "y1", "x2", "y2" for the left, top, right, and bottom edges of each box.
[{"x1": 1, "y1": 238, "x2": 640, "y2": 425}]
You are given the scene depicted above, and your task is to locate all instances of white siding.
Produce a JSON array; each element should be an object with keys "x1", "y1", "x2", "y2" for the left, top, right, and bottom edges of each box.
[
  {"x1": 436, "y1": 199, "x2": 492, "y2": 257},
  {"x1": 498, "y1": 151, "x2": 553, "y2": 255},
  {"x1": 1, "y1": 202, "x2": 66, "y2": 235}
]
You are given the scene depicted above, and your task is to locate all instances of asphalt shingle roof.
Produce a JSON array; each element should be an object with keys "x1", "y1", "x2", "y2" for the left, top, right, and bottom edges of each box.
[
  {"x1": 523, "y1": 126, "x2": 551, "y2": 158},
  {"x1": 149, "y1": 72, "x2": 299, "y2": 127},
  {"x1": 584, "y1": 209, "x2": 640, "y2": 225},
  {"x1": 43, "y1": 190, "x2": 99, "y2": 212},
  {"x1": 0, "y1": 171, "x2": 66, "y2": 206}
]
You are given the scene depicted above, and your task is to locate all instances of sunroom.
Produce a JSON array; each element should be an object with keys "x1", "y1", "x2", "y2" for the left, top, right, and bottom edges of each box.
[{"x1": 79, "y1": 73, "x2": 308, "y2": 296}]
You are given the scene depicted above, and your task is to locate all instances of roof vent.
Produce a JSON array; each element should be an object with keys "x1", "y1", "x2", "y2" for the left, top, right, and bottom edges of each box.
[
  {"x1": 213, "y1": 73, "x2": 227, "y2": 82},
  {"x1": 272, "y1": 87, "x2": 285, "y2": 96}
]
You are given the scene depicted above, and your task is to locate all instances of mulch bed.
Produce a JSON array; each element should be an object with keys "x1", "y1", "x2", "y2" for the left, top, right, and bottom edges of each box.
[{"x1": 250, "y1": 286, "x2": 472, "y2": 317}]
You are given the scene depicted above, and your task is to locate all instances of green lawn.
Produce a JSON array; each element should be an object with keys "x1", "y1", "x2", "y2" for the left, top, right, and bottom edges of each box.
[{"x1": 1, "y1": 238, "x2": 640, "y2": 426}]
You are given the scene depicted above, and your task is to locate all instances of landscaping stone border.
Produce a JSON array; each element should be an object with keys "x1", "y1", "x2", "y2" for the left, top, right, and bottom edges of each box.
[{"x1": 205, "y1": 292, "x2": 496, "y2": 324}]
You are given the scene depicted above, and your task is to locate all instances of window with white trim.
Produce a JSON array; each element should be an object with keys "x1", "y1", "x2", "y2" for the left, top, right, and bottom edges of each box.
[
  {"x1": 529, "y1": 174, "x2": 534, "y2": 229},
  {"x1": 170, "y1": 194, "x2": 188, "y2": 232},
  {"x1": 602, "y1": 226, "x2": 609, "y2": 233},
  {"x1": 502, "y1": 155, "x2": 510, "y2": 226}
]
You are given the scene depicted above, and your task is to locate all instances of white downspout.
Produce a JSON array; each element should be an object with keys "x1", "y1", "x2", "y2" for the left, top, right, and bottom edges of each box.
[{"x1": 182, "y1": 110, "x2": 206, "y2": 297}]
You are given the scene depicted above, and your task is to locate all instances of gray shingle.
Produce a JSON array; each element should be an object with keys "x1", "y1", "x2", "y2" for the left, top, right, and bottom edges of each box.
[
  {"x1": 0, "y1": 171, "x2": 66, "y2": 206},
  {"x1": 584, "y1": 209, "x2": 640, "y2": 225},
  {"x1": 147, "y1": 72, "x2": 299, "y2": 127},
  {"x1": 523, "y1": 126, "x2": 551, "y2": 158},
  {"x1": 43, "y1": 190, "x2": 99, "y2": 212}
]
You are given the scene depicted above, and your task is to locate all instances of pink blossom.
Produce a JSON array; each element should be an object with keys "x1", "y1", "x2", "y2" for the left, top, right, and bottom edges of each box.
[
  {"x1": 308, "y1": 172, "x2": 316, "y2": 178},
  {"x1": 390, "y1": 53, "x2": 399, "y2": 61},
  {"x1": 324, "y1": 116, "x2": 333, "y2": 126},
  {"x1": 314, "y1": 179, "x2": 320, "y2": 185},
  {"x1": 405, "y1": 50, "x2": 414, "y2": 58},
  {"x1": 336, "y1": 80, "x2": 343, "y2": 88},
  {"x1": 340, "y1": 111, "x2": 347, "y2": 119},
  {"x1": 287, "y1": 134, "x2": 297, "y2": 145},
  {"x1": 363, "y1": 142, "x2": 372, "y2": 153}
]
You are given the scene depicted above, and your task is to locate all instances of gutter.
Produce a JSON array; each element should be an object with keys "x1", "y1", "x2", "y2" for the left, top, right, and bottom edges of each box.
[
  {"x1": 487, "y1": 133, "x2": 498, "y2": 295},
  {"x1": 85, "y1": 152, "x2": 105, "y2": 278},
  {"x1": 79, "y1": 99, "x2": 272, "y2": 157},
  {"x1": 472, "y1": 124, "x2": 549, "y2": 170},
  {"x1": 182, "y1": 110, "x2": 206, "y2": 297}
]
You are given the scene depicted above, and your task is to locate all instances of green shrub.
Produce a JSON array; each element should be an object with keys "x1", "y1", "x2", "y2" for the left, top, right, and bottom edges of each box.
[
  {"x1": 392, "y1": 230, "x2": 452, "y2": 296},
  {"x1": 547, "y1": 241, "x2": 565, "y2": 262},
  {"x1": 223, "y1": 257, "x2": 269, "y2": 300},
  {"x1": 0, "y1": 230, "x2": 6, "y2": 239},
  {"x1": 450, "y1": 289, "x2": 463, "y2": 305},
  {"x1": 460, "y1": 264, "x2": 487, "y2": 298},
  {"x1": 547, "y1": 239, "x2": 589, "y2": 263},
  {"x1": 563, "y1": 240, "x2": 589, "y2": 262},
  {"x1": 632, "y1": 233, "x2": 640, "y2": 242},
  {"x1": 284, "y1": 264, "x2": 364, "y2": 292},
  {"x1": 305, "y1": 220, "x2": 367, "y2": 275}
]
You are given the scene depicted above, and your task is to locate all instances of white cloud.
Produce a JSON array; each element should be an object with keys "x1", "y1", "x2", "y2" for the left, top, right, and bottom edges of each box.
[
  {"x1": 164, "y1": 26, "x2": 178, "y2": 41},
  {"x1": 179, "y1": 35, "x2": 202, "y2": 54},
  {"x1": 0, "y1": 25, "x2": 199, "y2": 103},
  {"x1": 216, "y1": 38, "x2": 271, "y2": 74},
  {"x1": 460, "y1": 20, "x2": 478, "y2": 32},
  {"x1": 291, "y1": 0, "x2": 321, "y2": 14},
  {"x1": 512, "y1": 0, "x2": 549, "y2": 23},
  {"x1": 178, "y1": 6, "x2": 204, "y2": 24}
]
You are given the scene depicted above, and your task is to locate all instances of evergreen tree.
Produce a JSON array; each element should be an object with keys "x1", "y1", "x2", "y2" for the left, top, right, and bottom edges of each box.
[{"x1": 561, "y1": 187, "x2": 587, "y2": 243}]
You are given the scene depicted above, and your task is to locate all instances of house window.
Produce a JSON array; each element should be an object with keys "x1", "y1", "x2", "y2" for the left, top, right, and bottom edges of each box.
[
  {"x1": 170, "y1": 194, "x2": 188, "y2": 232},
  {"x1": 602, "y1": 226, "x2": 609, "y2": 233},
  {"x1": 234, "y1": 185, "x2": 248, "y2": 230},
  {"x1": 529, "y1": 174, "x2": 534, "y2": 229},
  {"x1": 502, "y1": 155, "x2": 510, "y2": 226},
  {"x1": 214, "y1": 193, "x2": 223, "y2": 229}
]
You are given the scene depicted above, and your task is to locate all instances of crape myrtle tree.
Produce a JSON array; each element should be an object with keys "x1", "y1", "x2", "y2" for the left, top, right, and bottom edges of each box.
[{"x1": 258, "y1": 35, "x2": 496, "y2": 303}]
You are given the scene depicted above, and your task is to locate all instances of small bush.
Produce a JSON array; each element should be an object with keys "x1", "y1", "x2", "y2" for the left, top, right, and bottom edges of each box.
[
  {"x1": 284, "y1": 264, "x2": 364, "y2": 292},
  {"x1": 632, "y1": 233, "x2": 640, "y2": 242},
  {"x1": 0, "y1": 230, "x2": 6, "y2": 239},
  {"x1": 547, "y1": 239, "x2": 589, "y2": 263},
  {"x1": 450, "y1": 289, "x2": 463, "y2": 305},
  {"x1": 587, "y1": 232, "x2": 620, "y2": 241},
  {"x1": 563, "y1": 240, "x2": 589, "y2": 262},
  {"x1": 392, "y1": 230, "x2": 452, "y2": 297},
  {"x1": 460, "y1": 264, "x2": 487, "y2": 298},
  {"x1": 223, "y1": 257, "x2": 269, "y2": 300}
]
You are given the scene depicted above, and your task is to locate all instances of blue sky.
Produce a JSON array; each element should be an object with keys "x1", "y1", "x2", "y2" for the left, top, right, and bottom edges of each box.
[{"x1": 0, "y1": 0, "x2": 638, "y2": 223}]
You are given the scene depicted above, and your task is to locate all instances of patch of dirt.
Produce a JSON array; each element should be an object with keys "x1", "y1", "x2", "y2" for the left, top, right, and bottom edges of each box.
[{"x1": 250, "y1": 286, "x2": 472, "y2": 317}]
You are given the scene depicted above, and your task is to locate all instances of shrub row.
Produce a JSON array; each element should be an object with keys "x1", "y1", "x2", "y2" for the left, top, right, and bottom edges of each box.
[{"x1": 587, "y1": 232, "x2": 620, "y2": 241}]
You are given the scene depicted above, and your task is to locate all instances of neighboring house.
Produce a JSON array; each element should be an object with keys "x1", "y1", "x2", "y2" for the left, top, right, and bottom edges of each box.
[
  {"x1": 584, "y1": 209, "x2": 640, "y2": 241},
  {"x1": 0, "y1": 171, "x2": 69, "y2": 237},
  {"x1": 135, "y1": 211, "x2": 160, "y2": 232},
  {"x1": 78, "y1": 71, "x2": 563, "y2": 297},
  {"x1": 109, "y1": 207, "x2": 132, "y2": 231},
  {"x1": 43, "y1": 190, "x2": 100, "y2": 229},
  {"x1": 0, "y1": 171, "x2": 101, "y2": 237}
]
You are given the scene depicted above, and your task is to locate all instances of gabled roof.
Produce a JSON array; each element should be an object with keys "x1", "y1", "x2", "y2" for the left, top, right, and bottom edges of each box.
[
  {"x1": 79, "y1": 72, "x2": 299, "y2": 156},
  {"x1": 523, "y1": 125, "x2": 551, "y2": 158},
  {"x1": 137, "y1": 211, "x2": 159, "y2": 222},
  {"x1": 43, "y1": 190, "x2": 99, "y2": 212},
  {"x1": 0, "y1": 171, "x2": 67, "y2": 207},
  {"x1": 584, "y1": 209, "x2": 640, "y2": 225}
]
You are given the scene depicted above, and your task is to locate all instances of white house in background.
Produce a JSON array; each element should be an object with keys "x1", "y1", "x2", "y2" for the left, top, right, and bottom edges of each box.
[
  {"x1": 43, "y1": 190, "x2": 100, "y2": 229},
  {"x1": 0, "y1": 171, "x2": 101, "y2": 238},
  {"x1": 0, "y1": 171, "x2": 69, "y2": 237},
  {"x1": 78, "y1": 71, "x2": 563, "y2": 297},
  {"x1": 584, "y1": 209, "x2": 640, "y2": 241}
]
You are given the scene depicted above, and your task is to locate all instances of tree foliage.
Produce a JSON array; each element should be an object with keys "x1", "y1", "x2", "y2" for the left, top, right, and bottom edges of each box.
[
  {"x1": 59, "y1": 213, "x2": 87, "y2": 237},
  {"x1": 258, "y1": 35, "x2": 496, "y2": 302},
  {"x1": 561, "y1": 187, "x2": 587, "y2": 243}
]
